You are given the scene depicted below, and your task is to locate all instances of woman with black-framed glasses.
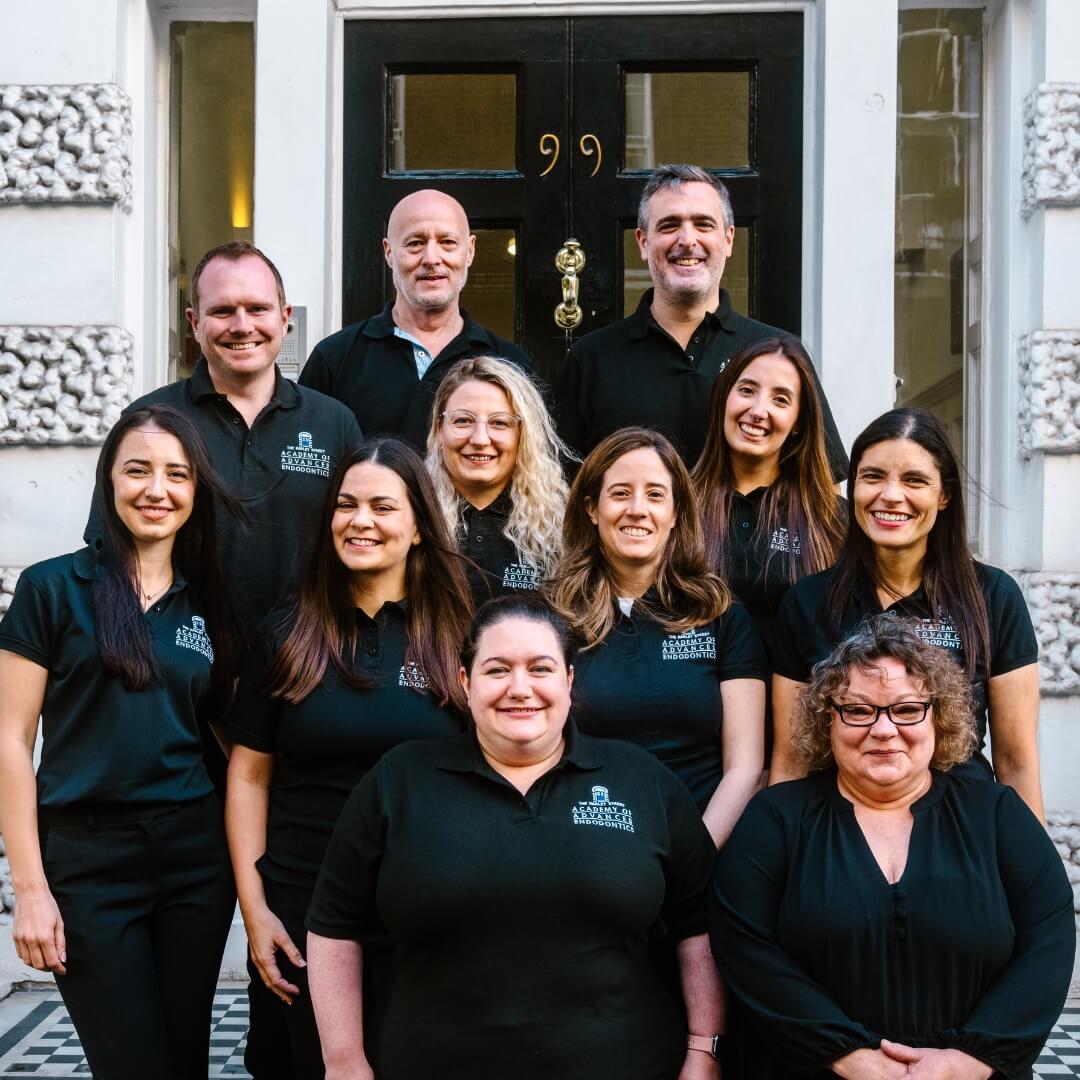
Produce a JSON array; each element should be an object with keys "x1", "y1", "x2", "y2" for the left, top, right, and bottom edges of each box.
[{"x1": 709, "y1": 614, "x2": 1074, "y2": 1080}]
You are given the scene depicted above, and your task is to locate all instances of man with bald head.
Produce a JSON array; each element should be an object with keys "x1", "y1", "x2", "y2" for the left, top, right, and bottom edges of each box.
[{"x1": 300, "y1": 188, "x2": 530, "y2": 448}]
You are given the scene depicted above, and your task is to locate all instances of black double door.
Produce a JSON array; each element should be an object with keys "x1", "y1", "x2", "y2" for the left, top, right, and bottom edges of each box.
[{"x1": 343, "y1": 13, "x2": 803, "y2": 378}]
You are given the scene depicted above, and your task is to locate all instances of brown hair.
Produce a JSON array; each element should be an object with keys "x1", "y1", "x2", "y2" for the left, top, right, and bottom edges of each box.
[
  {"x1": 266, "y1": 439, "x2": 473, "y2": 711},
  {"x1": 692, "y1": 335, "x2": 845, "y2": 585},
  {"x1": 189, "y1": 241, "x2": 287, "y2": 313},
  {"x1": 545, "y1": 427, "x2": 731, "y2": 648},
  {"x1": 792, "y1": 613, "x2": 976, "y2": 773}
]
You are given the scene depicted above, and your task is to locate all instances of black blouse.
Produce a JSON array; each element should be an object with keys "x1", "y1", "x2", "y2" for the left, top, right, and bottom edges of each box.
[{"x1": 709, "y1": 769, "x2": 1074, "y2": 1080}]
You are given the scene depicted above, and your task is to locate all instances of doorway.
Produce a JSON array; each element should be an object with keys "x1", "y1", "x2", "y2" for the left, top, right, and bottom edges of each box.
[{"x1": 343, "y1": 13, "x2": 803, "y2": 378}]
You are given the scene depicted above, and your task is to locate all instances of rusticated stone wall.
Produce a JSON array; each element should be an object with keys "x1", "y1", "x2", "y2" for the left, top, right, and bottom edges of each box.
[
  {"x1": 1017, "y1": 331, "x2": 1080, "y2": 456},
  {"x1": 0, "y1": 325, "x2": 133, "y2": 445},
  {"x1": 1022, "y1": 82, "x2": 1080, "y2": 217}
]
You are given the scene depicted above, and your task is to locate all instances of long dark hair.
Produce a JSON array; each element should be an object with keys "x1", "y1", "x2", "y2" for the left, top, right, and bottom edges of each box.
[
  {"x1": 267, "y1": 438, "x2": 473, "y2": 710},
  {"x1": 825, "y1": 407, "x2": 989, "y2": 677},
  {"x1": 93, "y1": 405, "x2": 243, "y2": 692},
  {"x1": 545, "y1": 427, "x2": 731, "y2": 648},
  {"x1": 692, "y1": 336, "x2": 845, "y2": 585}
]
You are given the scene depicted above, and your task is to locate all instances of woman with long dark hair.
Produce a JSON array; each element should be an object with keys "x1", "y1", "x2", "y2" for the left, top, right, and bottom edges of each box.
[
  {"x1": 546, "y1": 427, "x2": 767, "y2": 848},
  {"x1": 769, "y1": 407, "x2": 1043, "y2": 817},
  {"x1": 224, "y1": 437, "x2": 472, "y2": 1077},
  {"x1": 0, "y1": 405, "x2": 241, "y2": 1078},
  {"x1": 692, "y1": 336, "x2": 845, "y2": 651}
]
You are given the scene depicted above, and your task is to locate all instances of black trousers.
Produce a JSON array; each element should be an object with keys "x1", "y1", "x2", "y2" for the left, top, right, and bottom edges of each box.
[{"x1": 41, "y1": 795, "x2": 235, "y2": 1080}]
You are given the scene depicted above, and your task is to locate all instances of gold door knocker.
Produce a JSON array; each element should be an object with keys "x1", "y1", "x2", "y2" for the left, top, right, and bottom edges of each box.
[
  {"x1": 539, "y1": 133, "x2": 561, "y2": 177},
  {"x1": 578, "y1": 133, "x2": 602, "y2": 178},
  {"x1": 554, "y1": 239, "x2": 586, "y2": 330}
]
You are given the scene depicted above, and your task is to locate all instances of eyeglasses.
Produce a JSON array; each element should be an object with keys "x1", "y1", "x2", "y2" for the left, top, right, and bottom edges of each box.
[
  {"x1": 440, "y1": 410, "x2": 522, "y2": 438},
  {"x1": 830, "y1": 701, "x2": 932, "y2": 726}
]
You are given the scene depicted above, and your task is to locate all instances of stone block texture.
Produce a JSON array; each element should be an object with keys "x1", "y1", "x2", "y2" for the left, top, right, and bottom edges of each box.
[
  {"x1": 1018, "y1": 331, "x2": 1080, "y2": 455},
  {"x1": 1022, "y1": 82, "x2": 1080, "y2": 217}
]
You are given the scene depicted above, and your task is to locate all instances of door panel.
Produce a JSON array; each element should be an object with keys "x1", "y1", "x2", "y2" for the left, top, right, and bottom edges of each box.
[{"x1": 342, "y1": 13, "x2": 803, "y2": 378}]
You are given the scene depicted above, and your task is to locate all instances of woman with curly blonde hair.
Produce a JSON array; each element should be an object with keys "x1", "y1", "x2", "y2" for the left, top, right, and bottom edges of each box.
[
  {"x1": 710, "y1": 613, "x2": 1074, "y2": 1080},
  {"x1": 426, "y1": 356, "x2": 572, "y2": 603}
]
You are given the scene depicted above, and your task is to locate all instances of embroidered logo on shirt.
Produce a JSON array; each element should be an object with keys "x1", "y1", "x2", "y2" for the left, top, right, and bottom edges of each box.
[
  {"x1": 912, "y1": 614, "x2": 962, "y2": 651},
  {"x1": 571, "y1": 786, "x2": 635, "y2": 833},
  {"x1": 768, "y1": 527, "x2": 802, "y2": 555},
  {"x1": 398, "y1": 661, "x2": 429, "y2": 690},
  {"x1": 661, "y1": 628, "x2": 716, "y2": 661},
  {"x1": 501, "y1": 562, "x2": 541, "y2": 591},
  {"x1": 281, "y1": 431, "x2": 332, "y2": 477},
  {"x1": 176, "y1": 614, "x2": 214, "y2": 663}
]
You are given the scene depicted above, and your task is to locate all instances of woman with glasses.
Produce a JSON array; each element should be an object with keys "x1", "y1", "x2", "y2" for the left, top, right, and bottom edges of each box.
[
  {"x1": 768, "y1": 408, "x2": 1043, "y2": 818},
  {"x1": 425, "y1": 356, "x2": 572, "y2": 605},
  {"x1": 710, "y1": 615, "x2": 1074, "y2": 1080}
]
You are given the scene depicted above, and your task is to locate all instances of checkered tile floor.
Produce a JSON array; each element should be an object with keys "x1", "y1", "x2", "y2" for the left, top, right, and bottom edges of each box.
[
  {"x1": 0, "y1": 987, "x2": 251, "y2": 1076},
  {"x1": 0, "y1": 991, "x2": 1076, "y2": 1077}
]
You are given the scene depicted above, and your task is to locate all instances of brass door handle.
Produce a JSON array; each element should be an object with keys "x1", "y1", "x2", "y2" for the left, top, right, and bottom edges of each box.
[
  {"x1": 578, "y1": 133, "x2": 602, "y2": 177},
  {"x1": 554, "y1": 239, "x2": 586, "y2": 330}
]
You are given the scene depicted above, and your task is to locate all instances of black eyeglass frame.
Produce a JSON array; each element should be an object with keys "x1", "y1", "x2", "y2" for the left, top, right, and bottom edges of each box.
[{"x1": 829, "y1": 700, "x2": 932, "y2": 727}]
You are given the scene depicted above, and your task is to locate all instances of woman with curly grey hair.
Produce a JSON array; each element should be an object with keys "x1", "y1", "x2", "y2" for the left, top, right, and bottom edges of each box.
[
  {"x1": 426, "y1": 356, "x2": 572, "y2": 604},
  {"x1": 710, "y1": 614, "x2": 1074, "y2": 1080}
]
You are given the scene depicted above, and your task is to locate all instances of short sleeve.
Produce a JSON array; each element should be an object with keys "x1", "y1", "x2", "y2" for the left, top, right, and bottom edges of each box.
[
  {"x1": 982, "y1": 567, "x2": 1038, "y2": 677},
  {"x1": 770, "y1": 581, "x2": 815, "y2": 683},
  {"x1": 306, "y1": 762, "x2": 389, "y2": 941},
  {"x1": 339, "y1": 405, "x2": 363, "y2": 449},
  {"x1": 298, "y1": 340, "x2": 335, "y2": 395},
  {"x1": 221, "y1": 616, "x2": 285, "y2": 752},
  {"x1": 949, "y1": 787, "x2": 1075, "y2": 1075},
  {"x1": 657, "y1": 765, "x2": 716, "y2": 940},
  {"x1": 0, "y1": 572, "x2": 55, "y2": 668},
  {"x1": 715, "y1": 603, "x2": 768, "y2": 683}
]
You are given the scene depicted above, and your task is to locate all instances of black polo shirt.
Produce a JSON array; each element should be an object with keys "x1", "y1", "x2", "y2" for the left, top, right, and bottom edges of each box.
[
  {"x1": 84, "y1": 358, "x2": 363, "y2": 629},
  {"x1": 770, "y1": 563, "x2": 1038, "y2": 774},
  {"x1": 723, "y1": 488, "x2": 848, "y2": 657},
  {"x1": 458, "y1": 489, "x2": 543, "y2": 605},
  {"x1": 0, "y1": 548, "x2": 216, "y2": 808},
  {"x1": 224, "y1": 601, "x2": 462, "y2": 886},
  {"x1": 307, "y1": 725, "x2": 714, "y2": 1080},
  {"x1": 555, "y1": 288, "x2": 847, "y2": 477},
  {"x1": 299, "y1": 303, "x2": 531, "y2": 449},
  {"x1": 572, "y1": 598, "x2": 767, "y2": 811}
]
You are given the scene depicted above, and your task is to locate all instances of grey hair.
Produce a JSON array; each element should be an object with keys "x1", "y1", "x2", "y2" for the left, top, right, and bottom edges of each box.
[{"x1": 637, "y1": 164, "x2": 734, "y2": 232}]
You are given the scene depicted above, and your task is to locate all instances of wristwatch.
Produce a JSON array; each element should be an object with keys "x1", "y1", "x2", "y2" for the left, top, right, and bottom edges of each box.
[{"x1": 687, "y1": 1034, "x2": 725, "y2": 1059}]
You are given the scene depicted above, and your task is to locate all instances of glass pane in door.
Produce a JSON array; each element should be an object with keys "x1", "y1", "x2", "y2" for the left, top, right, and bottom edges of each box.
[
  {"x1": 389, "y1": 74, "x2": 516, "y2": 171},
  {"x1": 622, "y1": 226, "x2": 749, "y2": 317},
  {"x1": 624, "y1": 71, "x2": 750, "y2": 170},
  {"x1": 460, "y1": 228, "x2": 517, "y2": 341}
]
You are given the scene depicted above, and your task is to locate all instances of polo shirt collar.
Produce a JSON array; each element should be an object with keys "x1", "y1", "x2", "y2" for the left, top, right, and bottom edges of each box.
[
  {"x1": 461, "y1": 487, "x2": 512, "y2": 520},
  {"x1": 72, "y1": 545, "x2": 188, "y2": 592},
  {"x1": 365, "y1": 301, "x2": 500, "y2": 350},
  {"x1": 188, "y1": 355, "x2": 300, "y2": 411},
  {"x1": 437, "y1": 720, "x2": 603, "y2": 776},
  {"x1": 629, "y1": 287, "x2": 739, "y2": 341}
]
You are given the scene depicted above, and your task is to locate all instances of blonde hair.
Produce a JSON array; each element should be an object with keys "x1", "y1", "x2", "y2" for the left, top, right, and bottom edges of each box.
[
  {"x1": 425, "y1": 357, "x2": 573, "y2": 578},
  {"x1": 545, "y1": 427, "x2": 732, "y2": 649}
]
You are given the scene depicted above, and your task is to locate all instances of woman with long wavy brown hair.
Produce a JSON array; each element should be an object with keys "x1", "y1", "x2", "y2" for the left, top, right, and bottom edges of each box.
[
  {"x1": 224, "y1": 437, "x2": 472, "y2": 1078},
  {"x1": 692, "y1": 336, "x2": 845, "y2": 653},
  {"x1": 546, "y1": 426, "x2": 766, "y2": 849}
]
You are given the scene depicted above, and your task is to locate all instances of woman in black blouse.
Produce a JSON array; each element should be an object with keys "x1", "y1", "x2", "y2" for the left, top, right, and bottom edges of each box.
[
  {"x1": 770, "y1": 408, "x2": 1043, "y2": 818},
  {"x1": 691, "y1": 335, "x2": 845, "y2": 652},
  {"x1": 0, "y1": 405, "x2": 241, "y2": 1078},
  {"x1": 710, "y1": 614, "x2": 1073, "y2": 1080},
  {"x1": 546, "y1": 426, "x2": 766, "y2": 847},
  {"x1": 425, "y1": 355, "x2": 571, "y2": 604},
  {"x1": 225, "y1": 438, "x2": 472, "y2": 1077}
]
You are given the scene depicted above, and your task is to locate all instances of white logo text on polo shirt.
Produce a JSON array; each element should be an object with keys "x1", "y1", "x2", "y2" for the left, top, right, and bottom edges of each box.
[
  {"x1": 571, "y1": 785, "x2": 635, "y2": 833},
  {"x1": 398, "y1": 661, "x2": 429, "y2": 690},
  {"x1": 501, "y1": 562, "x2": 541, "y2": 591},
  {"x1": 176, "y1": 614, "x2": 214, "y2": 663},
  {"x1": 661, "y1": 628, "x2": 716, "y2": 661},
  {"x1": 913, "y1": 613, "x2": 962, "y2": 652},
  {"x1": 768, "y1": 527, "x2": 802, "y2": 555},
  {"x1": 281, "y1": 431, "x2": 332, "y2": 477}
]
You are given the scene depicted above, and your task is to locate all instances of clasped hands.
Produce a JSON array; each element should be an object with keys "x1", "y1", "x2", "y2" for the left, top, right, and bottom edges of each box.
[{"x1": 834, "y1": 1041, "x2": 994, "y2": 1079}]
